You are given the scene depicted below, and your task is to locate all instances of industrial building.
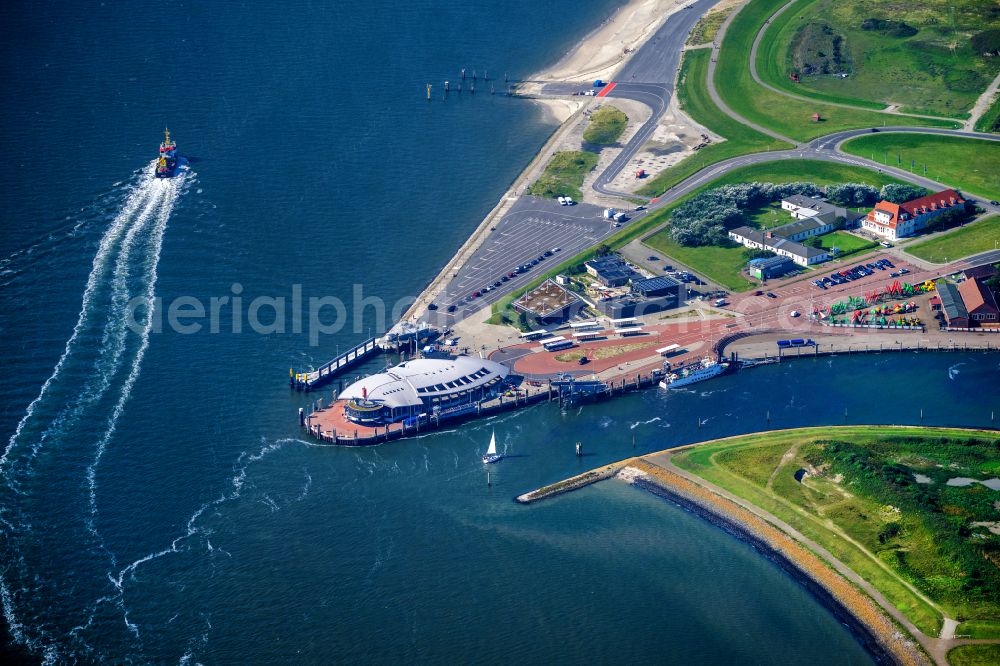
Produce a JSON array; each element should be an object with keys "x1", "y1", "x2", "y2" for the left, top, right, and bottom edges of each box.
[
  {"x1": 747, "y1": 255, "x2": 795, "y2": 280},
  {"x1": 597, "y1": 275, "x2": 684, "y2": 318},
  {"x1": 584, "y1": 255, "x2": 636, "y2": 287},
  {"x1": 339, "y1": 356, "x2": 510, "y2": 425}
]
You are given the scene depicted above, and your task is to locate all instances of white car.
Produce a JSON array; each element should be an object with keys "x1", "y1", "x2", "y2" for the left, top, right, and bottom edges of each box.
[
  {"x1": 564, "y1": 196, "x2": 575, "y2": 205},
  {"x1": 790, "y1": 310, "x2": 801, "y2": 318},
  {"x1": 557, "y1": 196, "x2": 568, "y2": 205}
]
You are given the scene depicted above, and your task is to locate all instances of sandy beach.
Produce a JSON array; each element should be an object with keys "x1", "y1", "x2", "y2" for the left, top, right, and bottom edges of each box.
[{"x1": 531, "y1": 0, "x2": 693, "y2": 83}]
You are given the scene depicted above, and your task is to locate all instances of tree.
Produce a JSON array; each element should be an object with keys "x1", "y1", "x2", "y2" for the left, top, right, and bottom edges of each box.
[
  {"x1": 984, "y1": 264, "x2": 1000, "y2": 293},
  {"x1": 879, "y1": 183, "x2": 926, "y2": 204},
  {"x1": 594, "y1": 243, "x2": 612, "y2": 257},
  {"x1": 827, "y1": 183, "x2": 877, "y2": 207},
  {"x1": 971, "y1": 29, "x2": 1000, "y2": 56},
  {"x1": 805, "y1": 236, "x2": 823, "y2": 248}
]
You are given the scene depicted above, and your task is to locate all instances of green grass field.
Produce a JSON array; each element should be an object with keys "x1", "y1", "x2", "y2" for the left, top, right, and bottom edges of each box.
[
  {"x1": 671, "y1": 426, "x2": 1000, "y2": 638},
  {"x1": 904, "y1": 215, "x2": 1000, "y2": 263},
  {"x1": 816, "y1": 230, "x2": 877, "y2": 258},
  {"x1": 527, "y1": 150, "x2": 598, "y2": 201},
  {"x1": 636, "y1": 48, "x2": 789, "y2": 197},
  {"x1": 582, "y1": 106, "x2": 628, "y2": 145},
  {"x1": 715, "y1": 0, "x2": 961, "y2": 141},
  {"x1": 841, "y1": 133, "x2": 1000, "y2": 201},
  {"x1": 757, "y1": 0, "x2": 1000, "y2": 118}
]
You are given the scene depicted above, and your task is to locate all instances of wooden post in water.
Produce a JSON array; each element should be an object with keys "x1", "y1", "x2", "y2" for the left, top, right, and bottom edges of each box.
[
  {"x1": 575, "y1": 442, "x2": 583, "y2": 457},
  {"x1": 426, "y1": 84, "x2": 432, "y2": 100}
]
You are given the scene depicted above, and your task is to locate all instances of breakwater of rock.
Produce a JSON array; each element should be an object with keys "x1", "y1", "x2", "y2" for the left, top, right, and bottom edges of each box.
[{"x1": 515, "y1": 460, "x2": 635, "y2": 504}]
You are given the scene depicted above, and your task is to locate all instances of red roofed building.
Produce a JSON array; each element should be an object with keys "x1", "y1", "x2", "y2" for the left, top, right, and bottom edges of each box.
[
  {"x1": 958, "y1": 278, "x2": 1000, "y2": 327},
  {"x1": 861, "y1": 189, "x2": 964, "y2": 240}
]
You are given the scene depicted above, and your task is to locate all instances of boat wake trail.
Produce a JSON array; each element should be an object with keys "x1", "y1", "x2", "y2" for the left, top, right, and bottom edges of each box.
[{"x1": 0, "y1": 164, "x2": 190, "y2": 664}]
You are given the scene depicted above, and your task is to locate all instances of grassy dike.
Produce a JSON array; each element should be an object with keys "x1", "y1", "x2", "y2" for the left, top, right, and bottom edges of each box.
[
  {"x1": 636, "y1": 48, "x2": 790, "y2": 198},
  {"x1": 840, "y1": 133, "x2": 1000, "y2": 202},
  {"x1": 715, "y1": 0, "x2": 961, "y2": 141},
  {"x1": 519, "y1": 426, "x2": 1000, "y2": 664}
]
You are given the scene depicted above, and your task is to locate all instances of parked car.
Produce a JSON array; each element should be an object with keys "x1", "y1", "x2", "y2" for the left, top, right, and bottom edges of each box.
[
  {"x1": 564, "y1": 197, "x2": 575, "y2": 205},
  {"x1": 544, "y1": 250, "x2": 553, "y2": 257},
  {"x1": 890, "y1": 272, "x2": 899, "y2": 278},
  {"x1": 766, "y1": 292, "x2": 778, "y2": 298},
  {"x1": 754, "y1": 290, "x2": 764, "y2": 296},
  {"x1": 473, "y1": 291, "x2": 481, "y2": 298},
  {"x1": 648, "y1": 255, "x2": 659, "y2": 261},
  {"x1": 899, "y1": 268, "x2": 909, "y2": 275},
  {"x1": 427, "y1": 303, "x2": 438, "y2": 310},
  {"x1": 447, "y1": 305, "x2": 457, "y2": 313},
  {"x1": 578, "y1": 357, "x2": 589, "y2": 365},
  {"x1": 790, "y1": 310, "x2": 800, "y2": 318},
  {"x1": 557, "y1": 196, "x2": 568, "y2": 205},
  {"x1": 501, "y1": 275, "x2": 509, "y2": 282}
]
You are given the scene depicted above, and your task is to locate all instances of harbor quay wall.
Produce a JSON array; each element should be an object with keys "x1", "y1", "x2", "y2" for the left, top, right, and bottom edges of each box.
[{"x1": 621, "y1": 460, "x2": 931, "y2": 666}]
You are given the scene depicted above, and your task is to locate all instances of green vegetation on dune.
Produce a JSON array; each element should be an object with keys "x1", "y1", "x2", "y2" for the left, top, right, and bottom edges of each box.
[
  {"x1": 905, "y1": 216, "x2": 1000, "y2": 263},
  {"x1": 976, "y1": 94, "x2": 1000, "y2": 134},
  {"x1": 716, "y1": 0, "x2": 961, "y2": 141},
  {"x1": 527, "y1": 150, "x2": 598, "y2": 201},
  {"x1": 636, "y1": 48, "x2": 790, "y2": 198},
  {"x1": 757, "y1": 0, "x2": 1000, "y2": 119},
  {"x1": 671, "y1": 426, "x2": 1000, "y2": 637},
  {"x1": 841, "y1": 133, "x2": 1000, "y2": 201},
  {"x1": 582, "y1": 106, "x2": 628, "y2": 145},
  {"x1": 686, "y1": 5, "x2": 734, "y2": 46},
  {"x1": 949, "y1": 645, "x2": 1000, "y2": 666},
  {"x1": 703, "y1": 159, "x2": 904, "y2": 189}
]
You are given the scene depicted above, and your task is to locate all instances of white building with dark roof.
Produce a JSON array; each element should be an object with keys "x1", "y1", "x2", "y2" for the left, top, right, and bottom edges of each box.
[
  {"x1": 728, "y1": 226, "x2": 830, "y2": 266},
  {"x1": 339, "y1": 356, "x2": 510, "y2": 425}
]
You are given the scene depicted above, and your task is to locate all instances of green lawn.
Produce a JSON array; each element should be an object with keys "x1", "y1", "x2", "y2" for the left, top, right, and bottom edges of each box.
[
  {"x1": 816, "y1": 230, "x2": 877, "y2": 258},
  {"x1": 757, "y1": 0, "x2": 1000, "y2": 118},
  {"x1": 715, "y1": 0, "x2": 961, "y2": 141},
  {"x1": 747, "y1": 202, "x2": 789, "y2": 229},
  {"x1": 637, "y1": 48, "x2": 790, "y2": 197},
  {"x1": 582, "y1": 105, "x2": 628, "y2": 145},
  {"x1": 671, "y1": 426, "x2": 1000, "y2": 638},
  {"x1": 527, "y1": 150, "x2": 598, "y2": 201},
  {"x1": 702, "y1": 158, "x2": 906, "y2": 189},
  {"x1": 841, "y1": 133, "x2": 1000, "y2": 201},
  {"x1": 644, "y1": 235, "x2": 756, "y2": 291},
  {"x1": 904, "y1": 215, "x2": 1000, "y2": 263}
]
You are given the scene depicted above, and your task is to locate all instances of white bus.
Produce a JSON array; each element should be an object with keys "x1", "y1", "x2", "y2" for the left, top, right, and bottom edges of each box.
[
  {"x1": 543, "y1": 339, "x2": 575, "y2": 352},
  {"x1": 656, "y1": 343, "x2": 680, "y2": 356},
  {"x1": 520, "y1": 329, "x2": 549, "y2": 340},
  {"x1": 569, "y1": 320, "x2": 600, "y2": 329}
]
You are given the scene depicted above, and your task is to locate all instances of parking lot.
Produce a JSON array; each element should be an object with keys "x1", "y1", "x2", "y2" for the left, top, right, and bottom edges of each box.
[{"x1": 422, "y1": 196, "x2": 641, "y2": 323}]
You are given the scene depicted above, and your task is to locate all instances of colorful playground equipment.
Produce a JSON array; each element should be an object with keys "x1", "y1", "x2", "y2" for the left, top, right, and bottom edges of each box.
[{"x1": 813, "y1": 280, "x2": 931, "y2": 328}]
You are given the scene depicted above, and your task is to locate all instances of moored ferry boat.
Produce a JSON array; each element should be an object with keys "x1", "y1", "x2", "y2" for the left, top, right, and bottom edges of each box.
[
  {"x1": 659, "y1": 357, "x2": 728, "y2": 389},
  {"x1": 154, "y1": 128, "x2": 178, "y2": 178}
]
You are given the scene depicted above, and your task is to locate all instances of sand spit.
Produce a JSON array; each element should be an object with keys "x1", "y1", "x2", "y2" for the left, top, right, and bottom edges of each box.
[{"x1": 620, "y1": 459, "x2": 931, "y2": 666}]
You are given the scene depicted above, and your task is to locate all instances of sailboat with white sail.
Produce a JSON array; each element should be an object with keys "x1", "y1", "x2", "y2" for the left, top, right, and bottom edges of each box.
[{"x1": 482, "y1": 430, "x2": 503, "y2": 464}]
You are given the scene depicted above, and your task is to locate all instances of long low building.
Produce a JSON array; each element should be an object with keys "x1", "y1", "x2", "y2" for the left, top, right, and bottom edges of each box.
[
  {"x1": 728, "y1": 226, "x2": 830, "y2": 266},
  {"x1": 339, "y1": 356, "x2": 510, "y2": 425}
]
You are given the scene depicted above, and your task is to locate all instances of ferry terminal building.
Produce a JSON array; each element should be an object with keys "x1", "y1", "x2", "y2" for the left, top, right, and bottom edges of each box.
[{"x1": 339, "y1": 356, "x2": 510, "y2": 425}]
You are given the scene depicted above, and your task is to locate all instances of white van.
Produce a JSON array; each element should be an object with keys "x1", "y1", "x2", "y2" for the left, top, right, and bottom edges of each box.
[{"x1": 557, "y1": 196, "x2": 568, "y2": 205}]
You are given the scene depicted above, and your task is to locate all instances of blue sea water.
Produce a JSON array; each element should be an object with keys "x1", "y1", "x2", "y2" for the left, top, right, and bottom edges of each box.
[{"x1": 1, "y1": 0, "x2": 999, "y2": 663}]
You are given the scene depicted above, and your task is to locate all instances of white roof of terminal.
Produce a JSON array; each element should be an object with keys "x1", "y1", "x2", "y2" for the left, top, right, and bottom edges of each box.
[{"x1": 338, "y1": 356, "x2": 509, "y2": 409}]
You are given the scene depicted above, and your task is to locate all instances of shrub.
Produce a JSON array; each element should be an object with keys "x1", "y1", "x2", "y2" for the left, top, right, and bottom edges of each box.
[
  {"x1": 860, "y1": 18, "x2": 917, "y2": 38},
  {"x1": 971, "y1": 29, "x2": 1000, "y2": 56}
]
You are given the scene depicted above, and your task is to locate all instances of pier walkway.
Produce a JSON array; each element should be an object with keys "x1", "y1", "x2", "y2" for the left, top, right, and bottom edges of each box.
[{"x1": 291, "y1": 337, "x2": 380, "y2": 391}]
